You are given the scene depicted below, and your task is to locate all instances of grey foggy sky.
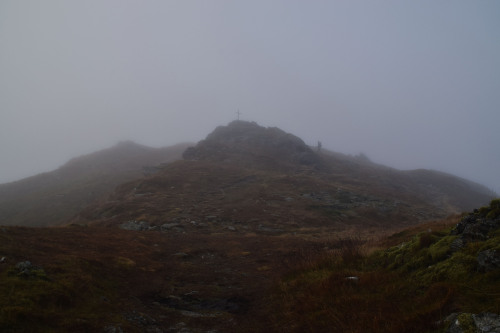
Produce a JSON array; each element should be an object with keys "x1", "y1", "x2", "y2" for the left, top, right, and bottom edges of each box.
[{"x1": 1, "y1": 1, "x2": 499, "y2": 193}]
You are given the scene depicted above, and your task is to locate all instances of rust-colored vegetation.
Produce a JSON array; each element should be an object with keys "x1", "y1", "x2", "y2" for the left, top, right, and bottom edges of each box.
[
  {"x1": 268, "y1": 201, "x2": 500, "y2": 332},
  {"x1": 1, "y1": 200, "x2": 500, "y2": 332}
]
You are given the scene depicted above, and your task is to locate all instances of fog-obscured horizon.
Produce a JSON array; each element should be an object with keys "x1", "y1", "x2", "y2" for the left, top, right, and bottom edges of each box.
[{"x1": 1, "y1": 1, "x2": 499, "y2": 193}]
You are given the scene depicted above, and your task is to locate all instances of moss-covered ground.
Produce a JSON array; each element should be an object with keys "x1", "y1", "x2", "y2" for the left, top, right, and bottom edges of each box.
[{"x1": 269, "y1": 200, "x2": 500, "y2": 332}]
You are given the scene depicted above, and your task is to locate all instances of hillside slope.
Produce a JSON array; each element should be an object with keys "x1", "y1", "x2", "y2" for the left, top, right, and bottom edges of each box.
[
  {"x1": 1, "y1": 198, "x2": 498, "y2": 332},
  {"x1": 0, "y1": 142, "x2": 190, "y2": 227},
  {"x1": 270, "y1": 199, "x2": 500, "y2": 332},
  {"x1": 76, "y1": 121, "x2": 495, "y2": 234}
]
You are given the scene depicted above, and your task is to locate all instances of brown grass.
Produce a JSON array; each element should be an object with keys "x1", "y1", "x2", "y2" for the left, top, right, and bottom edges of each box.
[{"x1": 0, "y1": 226, "x2": 333, "y2": 332}]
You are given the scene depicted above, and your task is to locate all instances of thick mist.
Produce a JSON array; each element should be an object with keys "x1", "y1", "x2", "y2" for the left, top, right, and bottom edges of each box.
[{"x1": 1, "y1": 1, "x2": 499, "y2": 193}]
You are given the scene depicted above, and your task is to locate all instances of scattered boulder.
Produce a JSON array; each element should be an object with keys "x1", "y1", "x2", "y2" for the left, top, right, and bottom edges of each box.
[
  {"x1": 124, "y1": 311, "x2": 158, "y2": 330},
  {"x1": 16, "y1": 261, "x2": 34, "y2": 275},
  {"x1": 160, "y1": 223, "x2": 182, "y2": 231},
  {"x1": 13, "y1": 261, "x2": 47, "y2": 279},
  {"x1": 104, "y1": 325, "x2": 124, "y2": 333},
  {"x1": 120, "y1": 220, "x2": 151, "y2": 231},
  {"x1": 168, "y1": 322, "x2": 193, "y2": 333},
  {"x1": 477, "y1": 249, "x2": 500, "y2": 272}
]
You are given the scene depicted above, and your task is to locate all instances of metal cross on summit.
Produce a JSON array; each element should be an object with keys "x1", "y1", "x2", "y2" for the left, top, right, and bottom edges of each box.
[{"x1": 236, "y1": 110, "x2": 242, "y2": 120}]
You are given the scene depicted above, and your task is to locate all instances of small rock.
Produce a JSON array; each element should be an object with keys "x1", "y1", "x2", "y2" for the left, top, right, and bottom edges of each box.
[
  {"x1": 179, "y1": 310, "x2": 219, "y2": 318},
  {"x1": 450, "y1": 238, "x2": 465, "y2": 252},
  {"x1": 161, "y1": 223, "x2": 181, "y2": 231},
  {"x1": 16, "y1": 261, "x2": 34, "y2": 274},
  {"x1": 120, "y1": 220, "x2": 150, "y2": 231},
  {"x1": 124, "y1": 311, "x2": 156, "y2": 326},
  {"x1": 345, "y1": 276, "x2": 359, "y2": 283},
  {"x1": 168, "y1": 322, "x2": 193, "y2": 333},
  {"x1": 14, "y1": 261, "x2": 47, "y2": 279},
  {"x1": 104, "y1": 325, "x2": 124, "y2": 333},
  {"x1": 0, "y1": 257, "x2": 5, "y2": 263}
]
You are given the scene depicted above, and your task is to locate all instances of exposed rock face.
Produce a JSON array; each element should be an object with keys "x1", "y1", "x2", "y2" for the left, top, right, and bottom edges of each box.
[
  {"x1": 477, "y1": 249, "x2": 500, "y2": 272},
  {"x1": 449, "y1": 200, "x2": 500, "y2": 274},
  {"x1": 446, "y1": 312, "x2": 500, "y2": 333},
  {"x1": 473, "y1": 313, "x2": 500, "y2": 333},
  {"x1": 183, "y1": 121, "x2": 320, "y2": 169},
  {"x1": 443, "y1": 201, "x2": 500, "y2": 332},
  {"x1": 451, "y1": 214, "x2": 499, "y2": 242},
  {"x1": 450, "y1": 202, "x2": 500, "y2": 251}
]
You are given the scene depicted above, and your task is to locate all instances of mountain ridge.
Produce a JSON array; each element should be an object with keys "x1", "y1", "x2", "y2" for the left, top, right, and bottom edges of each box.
[
  {"x1": 0, "y1": 141, "x2": 191, "y2": 226},
  {"x1": 0, "y1": 121, "x2": 495, "y2": 228},
  {"x1": 73, "y1": 121, "x2": 495, "y2": 235},
  {"x1": 0, "y1": 121, "x2": 498, "y2": 332}
]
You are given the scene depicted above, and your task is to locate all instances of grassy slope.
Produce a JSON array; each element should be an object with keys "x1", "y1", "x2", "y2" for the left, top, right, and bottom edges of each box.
[
  {"x1": 0, "y1": 201, "x2": 499, "y2": 332},
  {"x1": 0, "y1": 142, "x2": 190, "y2": 227},
  {"x1": 76, "y1": 153, "x2": 495, "y2": 238},
  {"x1": 0, "y1": 226, "x2": 323, "y2": 332},
  {"x1": 269, "y1": 200, "x2": 500, "y2": 333}
]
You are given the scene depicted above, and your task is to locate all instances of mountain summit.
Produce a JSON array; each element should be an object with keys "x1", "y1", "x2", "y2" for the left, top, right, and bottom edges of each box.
[{"x1": 183, "y1": 121, "x2": 320, "y2": 169}]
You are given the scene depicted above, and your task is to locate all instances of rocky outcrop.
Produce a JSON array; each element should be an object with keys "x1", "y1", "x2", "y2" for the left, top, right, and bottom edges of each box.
[
  {"x1": 183, "y1": 121, "x2": 320, "y2": 169},
  {"x1": 446, "y1": 312, "x2": 500, "y2": 333},
  {"x1": 477, "y1": 249, "x2": 500, "y2": 272},
  {"x1": 12, "y1": 261, "x2": 47, "y2": 279},
  {"x1": 450, "y1": 200, "x2": 500, "y2": 251},
  {"x1": 451, "y1": 215, "x2": 499, "y2": 242},
  {"x1": 449, "y1": 199, "x2": 500, "y2": 274}
]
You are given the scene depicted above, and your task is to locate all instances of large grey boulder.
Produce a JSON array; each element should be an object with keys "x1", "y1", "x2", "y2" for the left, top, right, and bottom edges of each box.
[{"x1": 446, "y1": 312, "x2": 500, "y2": 333}]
